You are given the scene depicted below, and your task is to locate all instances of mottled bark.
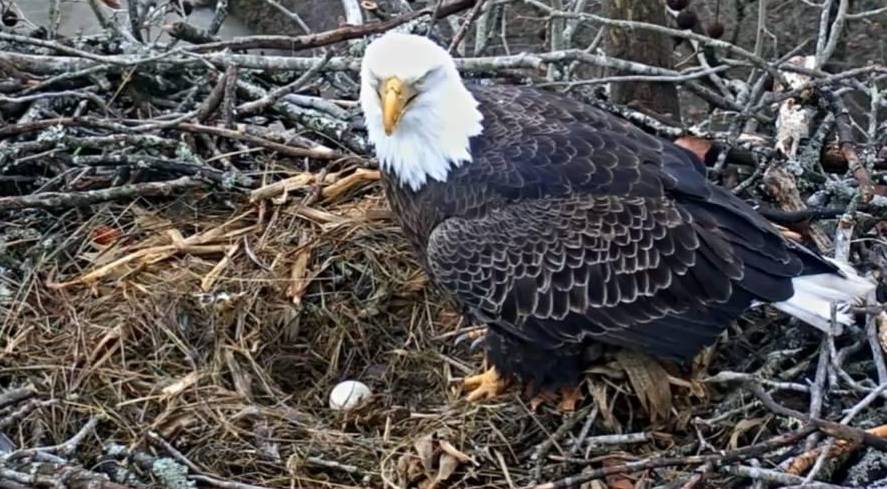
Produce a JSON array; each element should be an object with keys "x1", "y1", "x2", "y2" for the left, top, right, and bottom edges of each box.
[{"x1": 604, "y1": 0, "x2": 681, "y2": 124}]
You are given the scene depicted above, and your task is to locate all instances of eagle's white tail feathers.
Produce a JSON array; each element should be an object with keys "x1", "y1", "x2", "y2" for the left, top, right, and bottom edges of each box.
[{"x1": 770, "y1": 258, "x2": 876, "y2": 333}]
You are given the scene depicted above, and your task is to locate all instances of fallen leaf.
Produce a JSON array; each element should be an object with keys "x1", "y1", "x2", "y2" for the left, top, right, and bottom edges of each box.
[
  {"x1": 615, "y1": 350, "x2": 673, "y2": 422},
  {"x1": 92, "y1": 226, "x2": 121, "y2": 245},
  {"x1": 396, "y1": 453, "x2": 425, "y2": 487},
  {"x1": 602, "y1": 457, "x2": 635, "y2": 489},
  {"x1": 775, "y1": 224, "x2": 805, "y2": 242},
  {"x1": 99, "y1": 0, "x2": 122, "y2": 8},
  {"x1": 429, "y1": 453, "x2": 460, "y2": 489},
  {"x1": 405, "y1": 434, "x2": 470, "y2": 489},
  {"x1": 673, "y1": 135, "x2": 713, "y2": 163},
  {"x1": 590, "y1": 381, "x2": 621, "y2": 433},
  {"x1": 414, "y1": 434, "x2": 435, "y2": 475}
]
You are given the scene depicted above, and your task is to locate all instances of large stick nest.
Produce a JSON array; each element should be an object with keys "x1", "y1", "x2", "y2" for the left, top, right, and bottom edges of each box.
[{"x1": 2, "y1": 1, "x2": 887, "y2": 488}]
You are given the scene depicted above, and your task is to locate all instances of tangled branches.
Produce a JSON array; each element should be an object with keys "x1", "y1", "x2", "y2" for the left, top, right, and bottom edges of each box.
[{"x1": 1, "y1": 1, "x2": 887, "y2": 489}]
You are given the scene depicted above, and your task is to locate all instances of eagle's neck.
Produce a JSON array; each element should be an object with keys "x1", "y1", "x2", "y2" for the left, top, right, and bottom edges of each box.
[{"x1": 368, "y1": 85, "x2": 484, "y2": 191}]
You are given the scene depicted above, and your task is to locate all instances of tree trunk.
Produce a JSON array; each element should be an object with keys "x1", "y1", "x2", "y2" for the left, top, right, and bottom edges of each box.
[{"x1": 604, "y1": 0, "x2": 681, "y2": 124}]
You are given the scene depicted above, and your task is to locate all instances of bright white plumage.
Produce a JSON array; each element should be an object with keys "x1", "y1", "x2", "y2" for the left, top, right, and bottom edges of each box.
[
  {"x1": 772, "y1": 256, "x2": 875, "y2": 332},
  {"x1": 359, "y1": 32, "x2": 482, "y2": 191}
]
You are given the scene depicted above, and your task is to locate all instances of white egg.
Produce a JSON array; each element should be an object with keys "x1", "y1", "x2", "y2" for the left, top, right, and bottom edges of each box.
[{"x1": 328, "y1": 380, "x2": 371, "y2": 411}]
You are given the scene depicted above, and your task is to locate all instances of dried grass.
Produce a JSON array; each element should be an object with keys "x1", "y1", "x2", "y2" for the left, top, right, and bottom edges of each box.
[
  {"x1": 0, "y1": 176, "x2": 539, "y2": 486},
  {"x1": 6, "y1": 167, "x2": 880, "y2": 488},
  {"x1": 0, "y1": 171, "x2": 757, "y2": 488}
]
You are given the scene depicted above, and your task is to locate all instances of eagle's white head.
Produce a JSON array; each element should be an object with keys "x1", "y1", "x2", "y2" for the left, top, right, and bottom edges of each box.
[{"x1": 359, "y1": 32, "x2": 484, "y2": 191}]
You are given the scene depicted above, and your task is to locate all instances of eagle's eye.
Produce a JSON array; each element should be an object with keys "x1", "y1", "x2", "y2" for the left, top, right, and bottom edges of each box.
[
  {"x1": 412, "y1": 66, "x2": 440, "y2": 91},
  {"x1": 366, "y1": 73, "x2": 383, "y2": 95}
]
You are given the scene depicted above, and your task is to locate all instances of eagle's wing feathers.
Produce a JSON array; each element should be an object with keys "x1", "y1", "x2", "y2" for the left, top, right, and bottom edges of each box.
[
  {"x1": 430, "y1": 85, "x2": 823, "y2": 358},
  {"x1": 470, "y1": 86, "x2": 781, "y2": 239},
  {"x1": 468, "y1": 85, "x2": 818, "y2": 285},
  {"x1": 469, "y1": 85, "x2": 708, "y2": 200},
  {"x1": 427, "y1": 194, "x2": 752, "y2": 360}
]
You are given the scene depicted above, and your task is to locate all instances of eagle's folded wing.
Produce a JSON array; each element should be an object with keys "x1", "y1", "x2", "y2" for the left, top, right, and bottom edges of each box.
[{"x1": 426, "y1": 194, "x2": 760, "y2": 360}]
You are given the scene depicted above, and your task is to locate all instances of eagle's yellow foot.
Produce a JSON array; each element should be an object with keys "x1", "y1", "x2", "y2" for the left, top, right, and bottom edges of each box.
[
  {"x1": 453, "y1": 327, "x2": 487, "y2": 352},
  {"x1": 461, "y1": 329, "x2": 486, "y2": 341},
  {"x1": 463, "y1": 367, "x2": 507, "y2": 402},
  {"x1": 529, "y1": 385, "x2": 584, "y2": 412},
  {"x1": 529, "y1": 390, "x2": 556, "y2": 411}
]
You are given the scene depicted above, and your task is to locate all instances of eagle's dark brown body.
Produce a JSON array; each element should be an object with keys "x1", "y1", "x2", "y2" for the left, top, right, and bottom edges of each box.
[{"x1": 382, "y1": 85, "x2": 835, "y2": 391}]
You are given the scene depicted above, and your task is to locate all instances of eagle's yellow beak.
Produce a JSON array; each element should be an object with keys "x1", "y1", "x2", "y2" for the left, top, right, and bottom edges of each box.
[{"x1": 381, "y1": 76, "x2": 408, "y2": 136}]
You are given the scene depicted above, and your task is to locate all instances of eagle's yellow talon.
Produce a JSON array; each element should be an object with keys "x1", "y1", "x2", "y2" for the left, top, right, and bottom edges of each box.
[
  {"x1": 463, "y1": 368, "x2": 507, "y2": 402},
  {"x1": 529, "y1": 386, "x2": 583, "y2": 412},
  {"x1": 529, "y1": 391, "x2": 554, "y2": 411},
  {"x1": 464, "y1": 329, "x2": 485, "y2": 341}
]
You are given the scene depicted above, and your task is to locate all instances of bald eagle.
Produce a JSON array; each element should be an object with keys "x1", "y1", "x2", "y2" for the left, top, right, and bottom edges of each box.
[{"x1": 358, "y1": 32, "x2": 876, "y2": 406}]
